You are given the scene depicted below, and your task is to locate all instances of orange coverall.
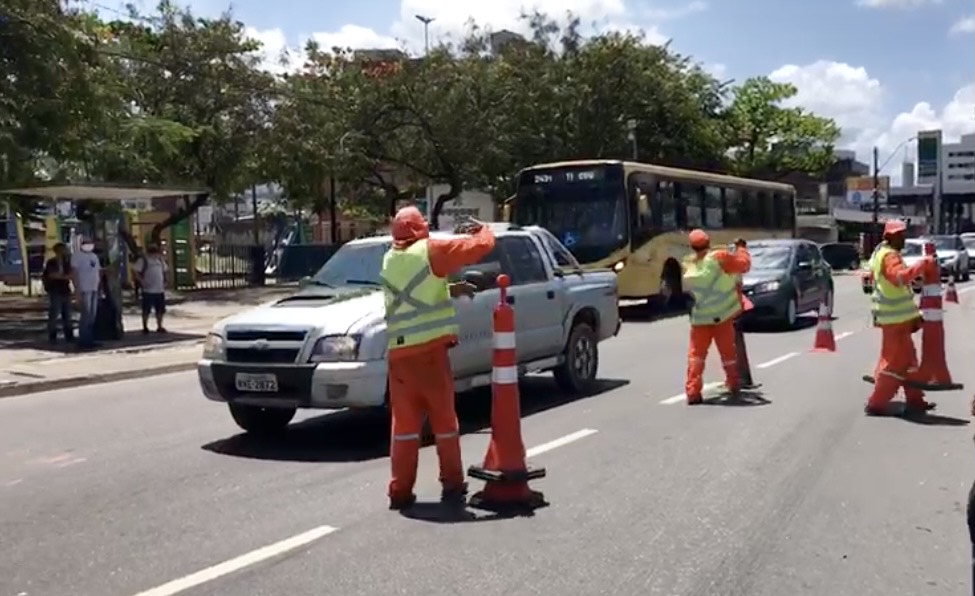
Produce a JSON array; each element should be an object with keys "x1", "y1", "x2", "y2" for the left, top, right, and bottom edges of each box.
[
  {"x1": 686, "y1": 249, "x2": 751, "y2": 400},
  {"x1": 866, "y1": 251, "x2": 928, "y2": 412},
  {"x1": 387, "y1": 214, "x2": 495, "y2": 502}
]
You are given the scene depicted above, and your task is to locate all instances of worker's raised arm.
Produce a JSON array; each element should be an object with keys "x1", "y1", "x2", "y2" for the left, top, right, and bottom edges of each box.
[
  {"x1": 712, "y1": 248, "x2": 751, "y2": 275},
  {"x1": 881, "y1": 251, "x2": 926, "y2": 286},
  {"x1": 427, "y1": 225, "x2": 496, "y2": 278}
]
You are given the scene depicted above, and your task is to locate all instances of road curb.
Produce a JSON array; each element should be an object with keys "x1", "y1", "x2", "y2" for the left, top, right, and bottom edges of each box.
[{"x1": 0, "y1": 361, "x2": 197, "y2": 399}]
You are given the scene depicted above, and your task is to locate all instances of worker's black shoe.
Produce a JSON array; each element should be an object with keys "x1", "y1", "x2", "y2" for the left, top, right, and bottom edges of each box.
[
  {"x1": 441, "y1": 483, "x2": 468, "y2": 506},
  {"x1": 905, "y1": 401, "x2": 937, "y2": 415},
  {"x1": 686, "y1": 394, "x2": 703, "y2": 405},
  {"x1": 388, "y1": 493, "x2": 417, "y2": 511}
]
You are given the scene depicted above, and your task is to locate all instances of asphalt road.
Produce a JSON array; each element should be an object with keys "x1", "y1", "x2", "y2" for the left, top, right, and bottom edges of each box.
[{"x1": 2, "y1": 276, "x2": 974, "y2": 596}]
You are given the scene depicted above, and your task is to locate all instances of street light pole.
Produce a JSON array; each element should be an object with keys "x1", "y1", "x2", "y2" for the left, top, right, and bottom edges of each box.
[
  {"x1": 415, "y1": 14, "x2": 434, "y2": 54},
  {"x1": 872, "y1": 145, "x2": 880, "y2": 240}
]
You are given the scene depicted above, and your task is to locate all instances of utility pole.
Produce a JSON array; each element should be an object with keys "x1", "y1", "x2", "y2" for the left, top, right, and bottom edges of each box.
[
  {"x1": 627, "y1": 119, "x2": 638, "y2": 160},
  {"x1": 415, "y1": 14, "x2": 434, "y2": 55},
  {"x1": 328, "y1": 175, "x2": 338, "y2": 244},
  {"x1": 872, "y1": 145, "x2": 881, "y2": 245}
]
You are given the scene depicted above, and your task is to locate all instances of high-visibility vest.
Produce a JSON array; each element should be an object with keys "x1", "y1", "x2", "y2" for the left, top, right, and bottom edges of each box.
[
  {"x1": 380, "y1": 239, "x2": 458, "y2": 351},
  {"x1": 869, "y1": 244, "x2": 919, "y2": 326},
  {"x1": 682, "y1": 251, "x2": 741, "y2": 326}
]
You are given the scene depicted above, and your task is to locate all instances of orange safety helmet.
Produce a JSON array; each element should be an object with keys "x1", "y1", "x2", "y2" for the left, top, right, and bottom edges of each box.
[
  {"x1": 688, "y1": 229, "x2": 710, "y2": 250},
  {"x1": 882, "y1": 219, "x2": 907, "y2": 238}
]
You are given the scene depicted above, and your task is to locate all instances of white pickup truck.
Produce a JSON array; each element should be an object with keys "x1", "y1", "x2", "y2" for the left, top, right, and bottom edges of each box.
[{"x1": 197, "y1": 223, "x2": 621, "y2": 436}]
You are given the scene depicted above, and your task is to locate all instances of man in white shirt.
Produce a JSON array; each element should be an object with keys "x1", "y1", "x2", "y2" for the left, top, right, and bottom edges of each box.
[
  {"x1": 70, "y1": 236, "x2": 101, "y2": 349},
  {"x1": 134, "y1": 243, "x2": 168, "y2": 333}
]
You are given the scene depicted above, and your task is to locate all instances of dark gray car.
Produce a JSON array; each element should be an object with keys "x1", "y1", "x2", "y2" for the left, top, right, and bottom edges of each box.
[{"x1": 740, "y1": 239, "x2": 835, "y2": 328}]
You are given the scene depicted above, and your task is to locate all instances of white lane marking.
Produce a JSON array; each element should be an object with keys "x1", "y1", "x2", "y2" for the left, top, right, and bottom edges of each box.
[
  {"x1": 659, "y1": 381, "x2": 724, "y2": 405},
  {"x1": 130, "y1": 525, "x2": 339, "y2": 596},
  {"x1": 526, "y1": 429, "x2": 598, "y2": 457},
  {"x1": 756, "y1": 352, "x2": 798, "y2": 369},
  {"x1": 958, "y1": 285, "x2": 975, "y2": 295},
  {"x1": 835, "y1": 331, "x2": 854, "y2": 341}
]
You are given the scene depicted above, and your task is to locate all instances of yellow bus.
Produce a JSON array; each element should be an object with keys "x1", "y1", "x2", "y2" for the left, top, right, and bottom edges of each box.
[{"x1": 504, "y1": 160, "x2": 797, "y2": 305}]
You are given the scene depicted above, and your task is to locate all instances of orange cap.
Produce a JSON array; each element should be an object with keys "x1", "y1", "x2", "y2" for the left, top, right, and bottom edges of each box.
[
  {"x1": 688, "y1": 229, "x2": 710, "y2": 250},
  {"x1": 883, "y1": 219, "x2": 907, "y2": 237}
]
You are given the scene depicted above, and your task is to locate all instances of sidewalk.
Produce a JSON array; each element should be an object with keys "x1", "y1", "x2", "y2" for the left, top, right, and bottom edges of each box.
[{"x1": 0, "y1": 286, "x2": 296, "y2": 398}]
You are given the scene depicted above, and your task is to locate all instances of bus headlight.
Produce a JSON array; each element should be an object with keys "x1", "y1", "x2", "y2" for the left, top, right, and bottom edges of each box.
[
  {"x1": 310, "y1": 335, "x2": 360, "y2": 362},
  {"x1": 613, "y1": 261, "x2": 625, "y2": 272}
]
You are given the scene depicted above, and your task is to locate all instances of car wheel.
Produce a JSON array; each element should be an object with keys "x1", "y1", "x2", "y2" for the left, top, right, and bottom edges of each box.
[
  {"x1": 228, "y1": 403, "x2": 296, "y2": 436},
  {"x1": 781, "y1": 295, "x2": 798, "y2": 329},
  {"x1": 964, "y1": 266, "x2": 971, "y2": 282},
  {"x1": 823, "y1": 287, "x2": 834, "y2": 315},
  {"x1": 849, "y1": 259, "x2": 860, "y2": 271},
  {"x1": 656, "y1": 261, "x2": 684, "y2": 310},
  {"x1": 554, "y1": 322, "x2": 599, "y2": 395}
]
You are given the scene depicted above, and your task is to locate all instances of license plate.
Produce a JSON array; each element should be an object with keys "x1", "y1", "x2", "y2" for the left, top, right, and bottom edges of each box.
[{"x1": 234, "y1": 373, "x2": 278, "y2": 392}]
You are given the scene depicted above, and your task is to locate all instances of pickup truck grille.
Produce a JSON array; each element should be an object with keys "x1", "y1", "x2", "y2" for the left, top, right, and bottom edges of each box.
[
  {"x1": 226, "y1": 347, "x2": 301, "y2": 364},
  {"x1": 226, "y1": 330, "x2": 308, "y2": 342}
]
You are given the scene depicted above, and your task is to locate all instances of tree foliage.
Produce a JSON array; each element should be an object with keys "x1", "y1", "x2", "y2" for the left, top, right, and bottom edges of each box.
[{"x1": 2, "y1": 5, "x2": 843, "y2": 236}]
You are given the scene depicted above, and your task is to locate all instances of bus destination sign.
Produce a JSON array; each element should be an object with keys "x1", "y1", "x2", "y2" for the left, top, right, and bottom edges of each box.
[{"x1": 530, "y1": 167, "x2": 605, "y2": 185}]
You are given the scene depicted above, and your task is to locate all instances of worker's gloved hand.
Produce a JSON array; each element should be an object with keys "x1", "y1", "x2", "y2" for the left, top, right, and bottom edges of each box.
[
  {"x1": 734, "y1": 237, "x2": 747, "y2": 248},
  {"x1": 449, "y1": 281, "x2": 477, "y2": 299},
  {"x1": 454, "y1": 218, "x2": 485, "y2": 235}
]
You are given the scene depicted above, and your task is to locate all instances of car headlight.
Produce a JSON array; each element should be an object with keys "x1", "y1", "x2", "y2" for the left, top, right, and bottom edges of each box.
[
  {"x1": 310, "y1": 335, "x2": 360, "y2": 363},
  {"x1": 202, "y1": 333, "x2": 225, "y2": 360},
  {"x1": 754, "y1": 280, "x2": 781, "y2": 293}
]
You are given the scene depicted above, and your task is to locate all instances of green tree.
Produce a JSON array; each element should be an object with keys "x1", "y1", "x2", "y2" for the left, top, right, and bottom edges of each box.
[{"x1": 722, "y1": 76, "x2": 840, "y2": 178}]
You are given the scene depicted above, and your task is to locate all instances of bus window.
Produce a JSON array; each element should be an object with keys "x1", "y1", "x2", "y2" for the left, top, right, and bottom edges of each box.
[
  {"x1": 724, "y1": 187, "x2": 743, "y2": 227},
  {"x1": 774, "y1": 192, "x2": 796, "y2": 230},
  {"x1": 681, "y1": 183, "x2": 704, "y2": 228},
  {"x1": 628, "y1": 172, "x2": 655, "y2": 245},
  {"x1": 654, "y1": 180, "x2": 677, "y2": 230},
  {"x1": 738, "y1": 189, "x2": 760, "y2": 227},
  {"x1": 757, "y1": 191, "x2": 774, "y2": 228},
  {"x1": 704, "y1": 186, "x2": 723, "y2": 228}
]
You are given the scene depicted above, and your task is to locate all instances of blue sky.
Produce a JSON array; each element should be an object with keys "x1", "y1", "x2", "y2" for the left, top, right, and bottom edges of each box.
[{"x1": 99, "y1": 0, "x2": 974, "y2": 183}]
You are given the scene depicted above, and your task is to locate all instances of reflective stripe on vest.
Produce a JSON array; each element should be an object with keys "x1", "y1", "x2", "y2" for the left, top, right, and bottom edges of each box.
[
  {"x1": 682, "y1": 251, "x2": 740, "y2": 325},
  {"x1": 869, "y1": 244, "x2": 919, "y2": 325},
  {"x1": 380, "y1": 239, "x2": 458, "y2": 350}
]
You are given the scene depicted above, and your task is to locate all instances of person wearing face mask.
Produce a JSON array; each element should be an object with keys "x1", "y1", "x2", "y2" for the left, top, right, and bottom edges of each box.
[{"x1": 70, "y1": 236, "x2": 102, "y2": 350}]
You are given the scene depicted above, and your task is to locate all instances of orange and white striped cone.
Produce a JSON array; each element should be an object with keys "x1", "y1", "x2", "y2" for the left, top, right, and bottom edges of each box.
[
  {"x1": 945, "y1": 275, "x2": 959, "y2": 304},
  {"x1": 810, "y1": 299, "x2": 835, "y2": 352},
  {"x1": 467, "y1": 273, "x2": 547, "y2": 513},
  {"x1": 914, "y1": 242, "x2": 963, "y2": 391}
]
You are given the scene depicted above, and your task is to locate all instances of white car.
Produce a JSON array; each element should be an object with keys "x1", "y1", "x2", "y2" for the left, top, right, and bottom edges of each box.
[
  {"x1": 197, "y1": 224, "x2": 621, "y2": 436},
  {"x1": 960, "y1": 233, "x2": 975, "y2": 270}
]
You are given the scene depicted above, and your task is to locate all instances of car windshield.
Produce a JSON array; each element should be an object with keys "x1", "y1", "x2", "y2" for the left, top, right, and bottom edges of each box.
[
  {"x1": 901, "y1": 242, "x2": 922, "y2": 256},
  {"x1": 929, "y1": 236, "x2": 954, "y2": 250},
  {"x1": 748, "y1": 246, "x2": 793, "y2": 270},
  {"x1": 309, "y1": 241, "x2": 390, "y2": 288}
]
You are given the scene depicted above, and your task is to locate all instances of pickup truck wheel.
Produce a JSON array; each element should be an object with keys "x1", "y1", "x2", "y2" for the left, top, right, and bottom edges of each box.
[
  {"x1": 228, "y1": 403, "x2": 296, "y2": 436},
  {"x1": 554, "y1": 323, "x2": 599, "y2": 395}
]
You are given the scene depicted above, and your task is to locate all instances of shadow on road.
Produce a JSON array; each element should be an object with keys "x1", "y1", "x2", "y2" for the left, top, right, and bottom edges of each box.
[
  {"x1": 897, "y1": 412, "x2": 970, "y2": 427},
  {"x1": 0, "y1": 326, "x2": 203, "y2": 352},
  {"x1": 398, "y1": 502, "x2": 527, "y2": 524},
  {"x1": 200, "y1": 377, "x2": 630, "y2": 464},
  {"x1": 701, "y1": 388, "x2": 771, "y2": 406}
]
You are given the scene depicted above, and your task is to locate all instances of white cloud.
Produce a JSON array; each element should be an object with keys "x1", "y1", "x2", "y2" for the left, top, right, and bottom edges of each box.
[
  {"x1": 769, "y1": 60, "x2": 975, "y2": 185},
  {"x1": 855, "y1": 0, "x2": 941, "y2": 8},
  {"x1": 950, "y1": 14, "x2": 975, "y2": 34},
  {"x1": 244, "y1": 26, "x2": 294, "y2": 74},
  {"x1": 310, "y1": 25, "x2": 400, "y2": 52}
]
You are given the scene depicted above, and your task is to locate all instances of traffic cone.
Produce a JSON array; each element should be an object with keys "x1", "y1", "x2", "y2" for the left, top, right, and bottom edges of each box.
[
  {"x1": 913, "y1": 243, "x2": 963, "y2": 391},
  {"x1": 467, "y1": 273, "x2": 547, "y2": 513},
  {"x1": 945, "y1": 275, "x2": 959, "y2": 304},
  {"x1": 810, "y1": 299, "x2": 835, "y2": 352}
]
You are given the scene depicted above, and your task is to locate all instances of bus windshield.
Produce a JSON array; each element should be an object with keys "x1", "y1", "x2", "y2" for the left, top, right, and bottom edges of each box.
[{"x1": 512, "y1": 165, "x2": 628, "y2": 263}]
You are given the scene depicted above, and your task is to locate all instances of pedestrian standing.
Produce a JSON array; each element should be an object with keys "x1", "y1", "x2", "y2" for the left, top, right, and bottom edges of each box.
[
  {"x1": 681, "y1": 229, "x2": 751, "y2": 404},
  {"x1": 70, "y1": 237, "x2": 101, "y2": 350},
  {"x1": 134, "y1": 243, "x2": 169, "y2": 333},
  {"x1": 380, "y1": 207, "x2": 495, "y2": 510},
  {"x1": 42, "y1": 243, "x2": 74, "y2": 344}
]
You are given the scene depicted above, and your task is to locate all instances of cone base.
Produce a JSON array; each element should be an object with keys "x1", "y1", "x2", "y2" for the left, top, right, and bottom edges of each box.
[
  {"x1": 468, "y1": 485, "x2": 548, "y2": 514},
  {"x1": 862, "y1": 374, "x2": 963, "y2": 391},
  {"x1": 811, "y1": 346, "x2": 836, "y2": 352}
]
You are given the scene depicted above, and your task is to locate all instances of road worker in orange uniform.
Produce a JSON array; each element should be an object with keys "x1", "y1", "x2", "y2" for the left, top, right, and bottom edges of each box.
[
  {"x1": 864, "y1": 219, "x2": 936, "y2": 416},
  {"x1": 380, "y1": 207, "x2": 495, "y2": 509},
  {"x1": 681, "y1": 229, "x2": 751, "y2": 404}
]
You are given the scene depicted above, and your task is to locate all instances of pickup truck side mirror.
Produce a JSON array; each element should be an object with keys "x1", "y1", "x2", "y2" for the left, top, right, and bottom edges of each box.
[{"x1": 462, "y1": 269, "x2": 494, "y2": 291}]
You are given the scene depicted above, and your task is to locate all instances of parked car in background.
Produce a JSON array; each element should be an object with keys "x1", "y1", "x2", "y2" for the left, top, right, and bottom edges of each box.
[
  {"x1": 819, "y1": 242, "x2": 861, "y2": 271},
  {"x1": 861, "y1": 235, "x2": 970, "y2": 295},
  {"x1": 739, "y1": 239, "x2": 835, "y2": 328},
  {"x1": 960, "y1": 233, "x2": 975, "y2": 270},
  {"x1": 197, "y1": 223, "x2": 621, "y2": 436}
]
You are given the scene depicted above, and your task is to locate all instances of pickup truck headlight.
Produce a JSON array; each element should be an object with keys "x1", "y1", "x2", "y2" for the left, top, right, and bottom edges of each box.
[
  {"x1": 310, "y1": 335, "x2": 360, "y2": 363},
  {"x1": 202, "y1": 333, "x2": 225, "y2": 360},
  {"x1": 754, "y1": 280, "x2": 781, "y2": 293}
]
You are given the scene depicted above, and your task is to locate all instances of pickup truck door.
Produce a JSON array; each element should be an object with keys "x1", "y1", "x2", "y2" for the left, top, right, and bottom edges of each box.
[
  {"x1": 448, "y1": 248, "x2": 503, "y2": 378},
  {"x1": 497, "y1": 236, "x2": 563, "y2": 363}
]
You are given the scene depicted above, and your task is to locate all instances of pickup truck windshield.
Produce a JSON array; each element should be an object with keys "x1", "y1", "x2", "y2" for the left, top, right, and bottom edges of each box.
[
  {"x1": 901, "y1": 242, "x2": 922, "y2": 256},
  {"x1": 513, "y1": 165, "x2": 628, "y2": 263},
  {"x1": 749, "y1": 246, "x2": 792, "y2": 270},
  {"x1": 310, "y1": 242, "x2": 390, "y2": 288}
]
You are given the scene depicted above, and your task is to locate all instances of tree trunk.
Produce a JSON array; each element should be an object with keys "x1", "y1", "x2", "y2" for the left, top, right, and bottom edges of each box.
[
  {"x1": 149, "y1": 193, "x2": 209, "y2": 244},
  {"x1": 429, "y1": 179, "x2": 462, "y2": 231}
]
